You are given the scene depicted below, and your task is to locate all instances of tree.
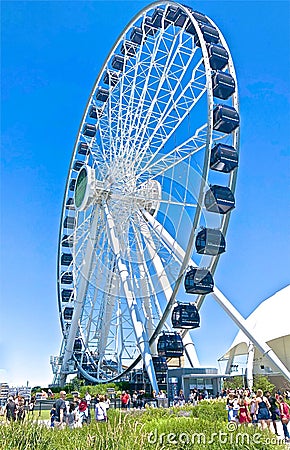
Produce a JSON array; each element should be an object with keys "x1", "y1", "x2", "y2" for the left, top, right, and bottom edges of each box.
[
  {"x1": 223, "y1": 376, "x2": 244, "y2": 391},
  {"x1": 253, "y1": 375, "x2": 275, "y2": 394}
]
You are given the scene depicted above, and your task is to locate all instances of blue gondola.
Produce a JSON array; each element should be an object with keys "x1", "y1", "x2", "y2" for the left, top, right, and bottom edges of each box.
[
  {"x1": 63, "y1": 307, "x2": 74, "y2": 321},
  {"x1": 184, "y1": 267, "x2": 214, "y2": 294},
  {"x1": 212, "y1": 71, "x2": 235, "y2": 100},
  {"x1": 121, "y1": 40, "x2": 138, "y2": 57},
  {"x1": 61, "y1": 272, "x2": 73, "y2": 284},
  {"x1": 78, "y1": 142, "x2": 89, "y2": 155},
  {"x1": 61, "y1": 253, "x2": 73, "y2": 266},
  {"x1": 73, "y1": 160, "x2": 84, "y2": 171},
  {"x1": 63, "y1": 216, "x2": 76, "y2": 229},
  {"x1": 157, "y1": 332, "x2": 184, "y2": 358},
  {"x1": 73, "y1": 338, "x2": 82, "y2": 352},
  {"x1": 204, "y1": 185, "x2": 235, "y2": 214},
  {"x1": 83, "y1": 123, "x2": 96, "y2": 137},
  {"x1": 213, "y1": 105, "x2": 240, "y2": 134},
  {"x1": 207, "y1": 43, "x2": 229, "y2": 70},
  {"x1": 151, "y1": 7, "x2": 165, "y2": 28},
  {"x1": 210, "y1": 144, "x2": 238, "y2": 173},
  {"x1": 171, "y1": 302, "x2": 200, "y2": 329},
  {"x1": 111, "y1": 55, "x2": 124, "y2": 71},
  {"x1": 69, "y1": 179, "x2": 76, "y2": 191},
  {"x1": 195, "y1": 228, "x2": 226, "y2": 255},
  {"x1": 152, "y1": 356, "x2": 168, "y2": 373},
  {"x1": 66, "y1": 198, "x2": 74, "y2": 209},
  {"x1": 103, "y1": 70, "x2": 119, "y2": 86},
  {"x1": 130, "y1": 27, "x2": 143, "y2": 45},
  {"x1": 96, "y1": 88, "x2": 109, "y2": 102},
  {"x1": 62, "y1": 234, "x2": 74, "y2": 248},
  {"x1": 61, "y1": 289, "x2": 74, "y2": 302},
  {"x1": 195, "y1": 24, "x2": 219, "y2": 46}
]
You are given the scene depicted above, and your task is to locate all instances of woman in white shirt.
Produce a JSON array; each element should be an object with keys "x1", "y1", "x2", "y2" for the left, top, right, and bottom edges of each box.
[{"x1": 95, "y1": 395, "x2": 108, "y2": 422}]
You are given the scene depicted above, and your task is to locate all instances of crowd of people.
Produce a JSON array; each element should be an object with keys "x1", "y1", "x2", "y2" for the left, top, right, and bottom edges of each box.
[
  {"x1": 50, "y1": 390, "x2": 110, "y2": 428},
  {"x1": 2, "y1": 386, "x2": 290, "y2": 441},
  {"x1": 2, "y1": 393, "x2": 34, "y2": 422},
  {"x1": 224, "y1": 388, "x2": 290, "y2": 442}
]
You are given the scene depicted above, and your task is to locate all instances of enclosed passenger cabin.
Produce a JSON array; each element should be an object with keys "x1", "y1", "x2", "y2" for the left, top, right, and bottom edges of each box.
[
  {"x1": 89, "y1": 106, "x2": 98, "y2": 119},
  {"x1": 152, "y1": 356, "x2": 168, "y2": 373},
  {"x1": 210, "y1": 144, "x2": 238, "y2": 173},
  {"x1": 73, "y1": 338, "x2": 82, "y2": 353},
  {"x1": 130, "y1": 27, "x2": 143, "y2": 45},
  {"x1": 195, "y1": 228, "x2": 226, "y2": 255},
  {"x1": 61, "y1": 253, "x2": 73, "y2": 266},
  {"x1": 73, "y1": 160, "x2": 84, "y2": 171},
  {"x1": 78, "y1": 142, "x2": 89, "y2": 155},
  {"x1": 194, "y1": 24, "x2": 219, "y2": 46},
  {"x1": 63, "y1": 307, "x2": 74, "y2": 321},
  {"x1": 61, "y1": 272, "x2": 73, "y2": 284},
  {"x1": 63, "y1": 216, "x2": 76, "y2": 229},
  {"x1": 213, "y1": 105, "x2": 240, "y2": 134},
  {"x1": 184, "y1": 267, "x2": 214, "y2": 294},
  {"x1": 103, "y1": 70, "x2": 119, "y2": 86},
  {"x1": 61, "y1": 289, "x2": 74, "y2": 302},
  {"x1": 157, "y1": 332, "x2": 184, "y2": 358},
  {"x1": 66, "y1": 198, "x2": 74, "y2": 210},
  {"x1": 171, "y1": 302, "x2": 200, "y2": 329},
  {"x1": 212, "y1": 71, "x2": 235, "y2": 100},
  {"x1": 186, "y1": 10, "x2": 210, "y2": 34},
  {"x1": 69, "y1": 179, "x2": 76, "y2": 191},
  {"x1": 111, "y1": 55, "x2": 124, "y2": 71},
  {"x1": 142, "y1": 17, "x2": 158, "y2": 35},
  {"x1": 96, "y1": 88, "x2": 109, "y2": 102},
  {"x1": 121, "y1": 40, "x2": 138, "y2": 57},
  {"x1": 151, "y1": 7, "x2": 164, "y2": 28},
  {"x1": 207, "y1": 43, "x2": 229, "y2": 70},
  {"x1": 204, "y1": 185, "x2": 235, "y2": 214},
  {"x1": 62, "y1": 234, "x2": 74, "y2": 248},
  {"x1": 83, "y1": 123, "x2": 96, "y2": 137}
]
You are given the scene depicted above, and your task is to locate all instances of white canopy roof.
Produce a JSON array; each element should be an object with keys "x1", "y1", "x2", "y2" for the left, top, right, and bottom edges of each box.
[{"x1": 221, "y1": 285, "x2": 290, "y2": 363}]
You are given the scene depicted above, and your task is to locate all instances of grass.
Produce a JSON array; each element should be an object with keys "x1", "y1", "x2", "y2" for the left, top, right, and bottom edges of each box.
[{"x1": 0, "y1": 401, "x2": 288, "y2": 450}]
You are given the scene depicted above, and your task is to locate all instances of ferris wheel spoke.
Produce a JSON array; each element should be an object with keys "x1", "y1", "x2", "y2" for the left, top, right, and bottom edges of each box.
[
  {"x1": 134, "y1": 58, "x2": 206, "y2": 171},
  {"x1": 103, "y1": 202, "x2": 159, "y2": 391},
  {"x1": 122, "y1": 27, "x2": 182, "y2": 163},
  {"x1": 131, "y1": 221, "x2": 169, "y2": 339},
  {"x1": 128, "y1": 31, "x2": 200, "y2": 164},
  {"x1": 136, "y1": 124, "x2": 207, "y2": 182}
]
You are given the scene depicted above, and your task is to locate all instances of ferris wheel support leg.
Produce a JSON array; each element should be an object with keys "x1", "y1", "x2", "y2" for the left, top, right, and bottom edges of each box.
[
  {"x1": 246, "y1": 342, "x2": 254, "y2": 391},
  {"x1": 104, "y1": 204, "x2": 159, "y2": 393},
  {"x1": 212, "y1": 287, "x2": 290, "y2": 383}
]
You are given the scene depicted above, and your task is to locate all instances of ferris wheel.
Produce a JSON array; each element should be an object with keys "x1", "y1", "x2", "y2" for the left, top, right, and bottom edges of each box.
[{"x1": 51, "y1": 1, "x2": 241, "y2": 390}]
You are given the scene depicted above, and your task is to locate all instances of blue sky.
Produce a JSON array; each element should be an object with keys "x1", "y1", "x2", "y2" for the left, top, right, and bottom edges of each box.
[{"x1": 1, "y1": 1, "x2": 289, "y2": 388}]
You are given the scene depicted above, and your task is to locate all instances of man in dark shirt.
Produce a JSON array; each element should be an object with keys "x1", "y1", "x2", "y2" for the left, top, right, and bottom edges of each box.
[
  {"x1": 265, "y1": 391, "x2": 279, "y2": 435},
  {"x1": 5, "y1": 397, "x2": 17, "y2": 422},
  {"x1": 55, "y1": 391, "x2": 67, "y2": 427}
]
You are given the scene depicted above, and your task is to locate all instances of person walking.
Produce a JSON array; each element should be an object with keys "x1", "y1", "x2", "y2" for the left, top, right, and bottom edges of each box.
[
  {"x1": 5, "y1": 397, "x2": 17, "y2": 423},
  {"x1": 265, "y1": 391, "x2": 280, "y2": 435},
  {"x1": 255, "y1": 389, "x2": 271, "y2": 430},
  {"x1": 54, "y1": 391, "x2": 67, "y2": 428},
  {"x1": 278, "y1": 395, "x2": 290, "y2": 442},
  {"x1": 95, "y1": 395, "x2": 108, "y2": 422}
]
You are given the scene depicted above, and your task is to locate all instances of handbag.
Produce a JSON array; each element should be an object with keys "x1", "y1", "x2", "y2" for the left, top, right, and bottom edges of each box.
[{"x1": 281, "y1": 416, "x2": 289, "y2": 425}]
